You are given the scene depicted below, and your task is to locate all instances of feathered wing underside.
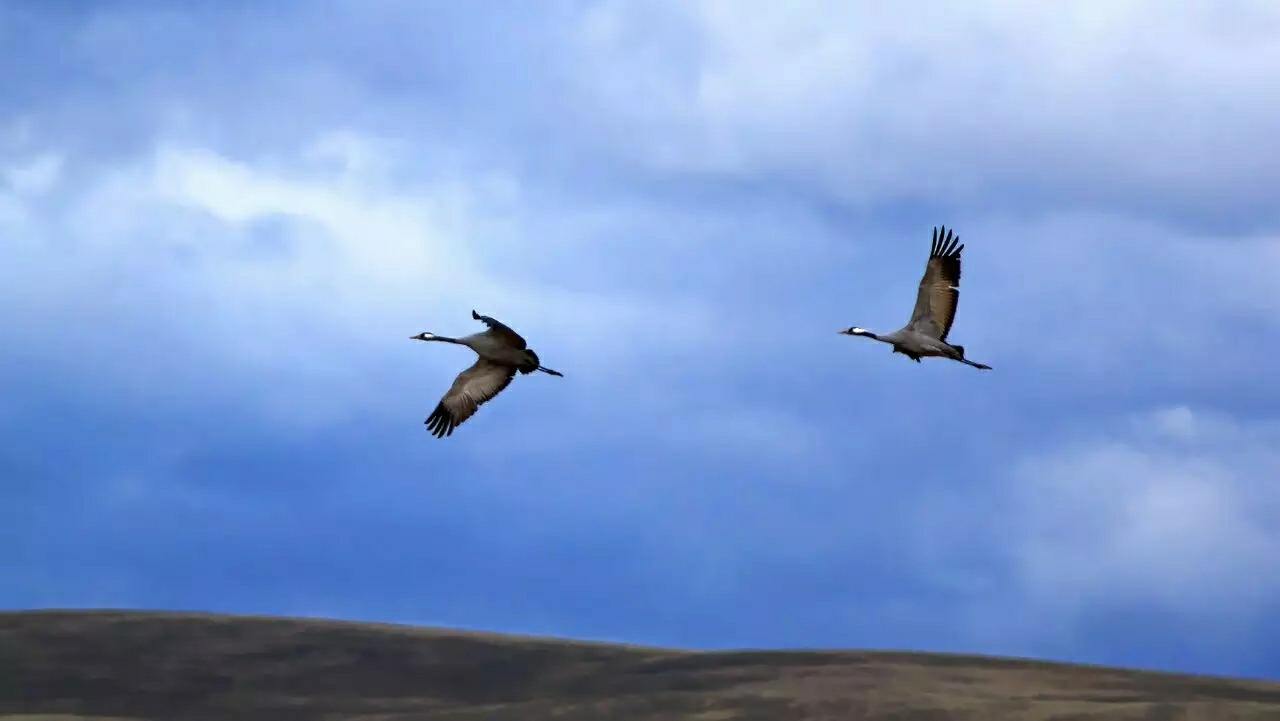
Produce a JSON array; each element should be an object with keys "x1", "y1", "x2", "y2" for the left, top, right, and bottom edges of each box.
[
  {"x1": 907, "y1": 226, "x2": 964, "y2": 341},
  {"x1": 425, "y1": 359, "x2": 517, "y2": 438},
  {"x1": 472, "y1": 310, "x2": 526, "y2": 349}
]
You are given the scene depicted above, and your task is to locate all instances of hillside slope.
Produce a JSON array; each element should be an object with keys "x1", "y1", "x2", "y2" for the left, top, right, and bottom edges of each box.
[{"x1": 2, "y1": 611, "x2": 1277, "y2": 720}]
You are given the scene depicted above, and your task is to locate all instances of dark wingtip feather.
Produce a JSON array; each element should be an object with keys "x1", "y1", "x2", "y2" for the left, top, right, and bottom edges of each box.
[
  {"x1": 933, "y1": 225, "x2": 965, "y2": 258},
  {"x1": 929, "y1": 226, "x2": 962, "y2": 259},
  {"x1": 426, "y1": 403, "x2": 454, "y2": 439},
  {"x1": 471, "y1": 309, "x2": 481, "y2": 320}
]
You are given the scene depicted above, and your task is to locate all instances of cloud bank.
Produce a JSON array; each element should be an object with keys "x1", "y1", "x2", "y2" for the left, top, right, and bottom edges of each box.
[{"x1": 2, "y1": 1, "x2": 1279, "y2": 679}]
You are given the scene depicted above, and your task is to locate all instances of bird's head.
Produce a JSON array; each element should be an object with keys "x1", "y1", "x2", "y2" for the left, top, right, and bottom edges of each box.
[
  {"x1": 839, "y1": 326, "x2": 877, "y2": 339},
  {"x1": 411, "y1": 332, "x2": 436, "y2": 341}
]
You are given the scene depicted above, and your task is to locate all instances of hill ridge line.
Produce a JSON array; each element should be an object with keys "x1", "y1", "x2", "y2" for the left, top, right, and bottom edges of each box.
[{"x1": 4, "y1": 608, "x2": 1275, "y2": 684}]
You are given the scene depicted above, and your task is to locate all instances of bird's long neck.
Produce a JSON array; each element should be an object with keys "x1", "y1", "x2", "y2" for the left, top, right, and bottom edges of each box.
[{"x1": 424, "y1": 335, "x2": 463, "y2": 344}]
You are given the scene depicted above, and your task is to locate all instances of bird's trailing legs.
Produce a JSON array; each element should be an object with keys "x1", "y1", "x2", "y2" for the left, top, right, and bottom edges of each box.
[{"x1": 949, "y1": 344, "x2": 991, "y2": 370}]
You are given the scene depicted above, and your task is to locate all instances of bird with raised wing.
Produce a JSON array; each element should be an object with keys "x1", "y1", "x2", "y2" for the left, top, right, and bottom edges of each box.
[
  {"x1": 840, "y1": 226, "x2": 992, "y2": 370},
  {"x1": 412, "y1": 310, "x2": 563, "y2": 438}
]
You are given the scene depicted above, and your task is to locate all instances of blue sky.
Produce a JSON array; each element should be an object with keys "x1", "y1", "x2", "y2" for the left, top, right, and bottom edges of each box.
[{"x1": 3, "y1": 1, "x2": 1280, "y2": 679}]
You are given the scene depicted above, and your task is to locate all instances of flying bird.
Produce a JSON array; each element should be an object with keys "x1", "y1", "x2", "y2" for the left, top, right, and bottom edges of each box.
[
  {"x1": 412, "y1": 310, "x2": 563, "y2": 438},
  {"x1": 840, "y1": 226, "x2": 992, "y2": 370}
]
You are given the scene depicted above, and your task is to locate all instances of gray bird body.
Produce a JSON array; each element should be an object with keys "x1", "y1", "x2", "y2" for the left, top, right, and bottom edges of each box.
[
  {"x1": 452, "y1": 330, "x2": 534, "y2": 367},
  {"x1": 841, "y1": 226, "x2": 991, "y2": 370},
  {"x1": 412, "y1": 310, "x2": 562, "y2": 438}
]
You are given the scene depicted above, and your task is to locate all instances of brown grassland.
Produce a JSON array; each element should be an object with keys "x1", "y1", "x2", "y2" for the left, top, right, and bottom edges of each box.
[{"x1": 2, "y1": 611, "x2": 1278, "y2": 720}]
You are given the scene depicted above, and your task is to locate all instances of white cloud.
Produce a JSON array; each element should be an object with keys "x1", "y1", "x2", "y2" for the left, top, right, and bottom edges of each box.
[
  {"x1": 908, "y1": 405, "x2": 1280, "y2": 658},
  {"x1": 1147, "y1": 405, "x2": 1197, "y2": 441},
  {"x1": 0, "y1": 151, "x2": 64, "y2": 233},
  {"x1": 0, "y1": 192, "x2": 25, "y2": 230},
  {"x1": 3, "y1": 153, "x2": 63, "y2": 195},
  {"x1": 1009, "y1": 406, "x2": 1280, "y2": 615},
  {"x1": 571, "y1": 1, "x2": 1280, "y2": 219},
  {"x1": 0, "y1": 134, "x2": 723, "y2": 434},
  {"x1": 151, "y1": 143, "x2": 486, "y2": 314},
  {"x1": 956, "y1": 212, "x2": 1280, "y2": 375}
]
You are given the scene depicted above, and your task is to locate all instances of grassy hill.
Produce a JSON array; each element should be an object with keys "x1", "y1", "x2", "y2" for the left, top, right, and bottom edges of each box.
[{"x1": 2, "y1": 610, "x2": 1277, "y2": 720}]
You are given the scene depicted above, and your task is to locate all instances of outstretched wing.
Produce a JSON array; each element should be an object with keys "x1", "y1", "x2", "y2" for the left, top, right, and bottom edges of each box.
[
  {"x1": 472, "y1": 310, "x2": 526, "y2": 349},
  {"x1": 907, "y1": 226, "x2": 963, "y2": 341},
  {"x1": 425, "y1": 359, "x2": 517, "y2": 438}
]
